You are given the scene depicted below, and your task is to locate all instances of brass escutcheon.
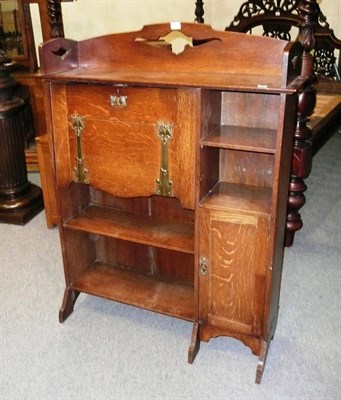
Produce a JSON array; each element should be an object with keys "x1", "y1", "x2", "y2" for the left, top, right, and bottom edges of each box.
[
  {"x1": 110, "y1": 95, "x2": 127, "y2": 107},
  {"x1": 199, "y1": 256, "x2": 208, "y2": 275}
]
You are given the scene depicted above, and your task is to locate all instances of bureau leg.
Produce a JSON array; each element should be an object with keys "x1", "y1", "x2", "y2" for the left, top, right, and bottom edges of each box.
[
  {"x1": 59, "y1": 286, "x2": 80, "y2": 323},
  {"x1": 188, "y1": 322, "x2": 201, "y2": 364},
  {"x1": 255, "y1": 339, "x2": 271, "y2": 384}
]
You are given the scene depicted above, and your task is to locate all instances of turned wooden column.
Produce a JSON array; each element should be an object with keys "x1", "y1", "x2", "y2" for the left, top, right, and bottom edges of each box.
[
  {"x1": 47, "y1": 0, "x2": 65, "y2": 38},
  {"x1": 0, "y1": 58, "x2": 44, "y2": 224},
  {"x1": 195, "y1": 0, "x2": 204, "y2": 23},
  {"x1": 285, "y1": 0, "x2": 318, "y2": 246}
]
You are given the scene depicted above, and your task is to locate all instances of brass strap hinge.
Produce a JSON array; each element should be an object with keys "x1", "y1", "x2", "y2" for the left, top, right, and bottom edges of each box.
[
  {"x1": 70, "y1": 114, "x2": 89, "y2": 184},
  {"x1": 156, "y1": 122, "x2": 173, "y2": 197}
]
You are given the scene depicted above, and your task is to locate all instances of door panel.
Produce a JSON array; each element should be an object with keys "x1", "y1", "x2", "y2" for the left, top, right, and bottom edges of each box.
[
  {"x1": 198, "y1": 208, "x2": 268, "y2": 336},
  {"x1": 51, "y1": 84, "x2": 199, "y2": 209}
]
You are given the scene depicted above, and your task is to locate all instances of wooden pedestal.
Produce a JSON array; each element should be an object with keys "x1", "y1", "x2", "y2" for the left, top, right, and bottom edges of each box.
[{"x1": 0, "y1": 61, "x2": 44, "y2": 224}]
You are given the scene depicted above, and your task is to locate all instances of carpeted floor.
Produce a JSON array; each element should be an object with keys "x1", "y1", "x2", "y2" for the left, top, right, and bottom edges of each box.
[{"x1": 1, "y1": 130, "x2": 340, "y2": 400}]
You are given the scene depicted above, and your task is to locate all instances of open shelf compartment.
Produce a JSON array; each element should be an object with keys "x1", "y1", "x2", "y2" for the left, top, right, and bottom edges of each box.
[
  {"x1": 71, "y1": 262, "x2": 195, "y2": 321},
  {"x1": 64, "y1": 204, "x2": 195, "y2": 254},
  {"x1": 200, "y1": 125, "x2": 277, "y2": 153},
  {"x1": 200, "y1": 181, "x2": 272, "y2": 215}
]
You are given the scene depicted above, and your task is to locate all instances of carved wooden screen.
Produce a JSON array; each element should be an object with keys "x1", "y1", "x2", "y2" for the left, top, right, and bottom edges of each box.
[
  {"x1": 195, "y1": 0, "x2": 341, "y2": 79},
  {"x1": 226, "y1": 0, "x2": 341, "y2": 79}
]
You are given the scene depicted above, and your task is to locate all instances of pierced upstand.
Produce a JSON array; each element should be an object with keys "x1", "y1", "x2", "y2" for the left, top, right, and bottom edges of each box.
[{"x1": 0, "y1": 57, "x2": 44, "y2": 224}]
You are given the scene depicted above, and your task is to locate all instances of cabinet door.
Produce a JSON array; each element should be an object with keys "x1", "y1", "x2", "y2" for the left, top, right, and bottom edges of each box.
[
  {"x1": 56, "y1": 84, "x2": 198, "y2": 209},
  {"x1": 198, "y1": 208, "x2": 269, "y2": 337}
]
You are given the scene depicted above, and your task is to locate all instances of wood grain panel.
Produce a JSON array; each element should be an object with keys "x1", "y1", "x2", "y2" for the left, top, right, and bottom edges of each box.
[
  {"x1": 66, "y1": 85, "x2": 178, "y2": 123},
  {"x1": 199, "y1": 209, "x2": 268, "y2": 336},
  {"x1": 64, "y1": 85, "x2": 197, "y2": 209},
  {"x1": 220, "y1": 149, "x2": 274, "y2": 188},
  {"x1": 221, "y1": 91, "x2": 280, "y2": 129}
]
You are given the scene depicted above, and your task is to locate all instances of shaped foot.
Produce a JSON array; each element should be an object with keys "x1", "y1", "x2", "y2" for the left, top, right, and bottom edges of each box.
[
  {"x1": 255, "y1": 339, "x2": 271, "y2": 384},
  {"x1": 188, "y1": 322, "x2": 201, "y2": 364},
  {"x1": 59, "y1": 286, "x2": 80, "y2": 323}
]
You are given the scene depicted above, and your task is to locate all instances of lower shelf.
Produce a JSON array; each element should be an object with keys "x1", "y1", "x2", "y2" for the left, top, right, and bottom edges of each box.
[{"x1": 71, "y1": 263, "x2": 195, "y2": 321}]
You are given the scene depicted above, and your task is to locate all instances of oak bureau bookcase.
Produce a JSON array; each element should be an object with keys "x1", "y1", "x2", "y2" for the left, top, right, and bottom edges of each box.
[{"x1": 39, "y1": 23, "x2": 307, "y2": 383}]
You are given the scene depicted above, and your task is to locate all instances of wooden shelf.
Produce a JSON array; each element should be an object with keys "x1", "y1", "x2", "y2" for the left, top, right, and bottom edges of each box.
[
  {"x1": 72, "y1": 263, "x2": 195, "y2": 321},
  {"x1": 64, "y1": 205, "x2": 195, "y2": 254},
  {"x1": 200, "y1": 181, "x2": 272, "y2": 215},
  {"x1": 200, "y1": 125, "x2": 277, "y2": 153}
]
